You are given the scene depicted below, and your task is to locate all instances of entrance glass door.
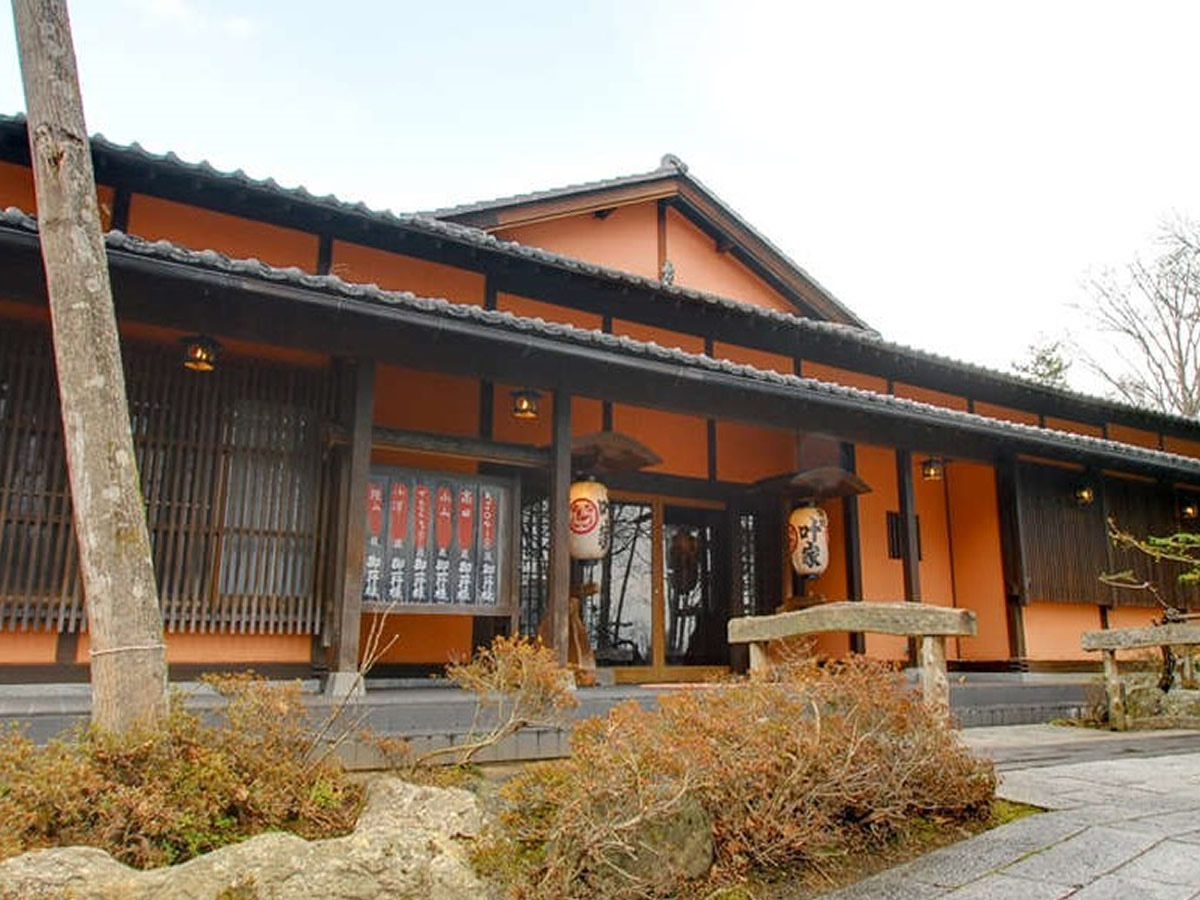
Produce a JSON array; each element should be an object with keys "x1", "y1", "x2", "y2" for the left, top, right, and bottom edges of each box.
[{"x1": 581, "y1": 496, "x2": 730, "y2": 673}]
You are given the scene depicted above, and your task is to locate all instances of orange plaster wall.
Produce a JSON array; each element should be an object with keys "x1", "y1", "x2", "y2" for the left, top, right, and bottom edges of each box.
[
  {"x1": 612, "y1": 404, "x2": 708, "y2": 479},
  {"x1": 330, "y1": 241, "x2": 485, "y2": 306},
  {"x1": 360, "y1": 613, "x2": 474, "y2": 665},
  {"x1": 128, "y1": 194, "x2": 318, "y2": 270},
  {"x1": 802, "y1": 361, "x2": 888, "y2": 394},
  {"x1": 713, "y1": 342, "x2": 793, "y2": 375},
  {"x1": 913, "y1": 460, "x2": 954, "y2": 609},
  {"x1": 117, "y1": 320, "x2": 327, "y2": 369},
  {"x1": 972, "y1": 401, "x2": 1039, "y2": 427},
  {"x1": 1022, "y1": 603, "x2": 1101, "y2": 661},
  {"x1": 1043, "y1": 416, "x2": 1104, "y2": 438},
  {"x1": 893, "y1": 383, "x2": 968, "y2": 412},
  {"x1": 490, "y1": 388, "x2": 604, "y2": 446},
  {"x1": 855, "y1": 444, "x2": 908, "y2": 659},
  {"x1": 498, "y1": 204, "x2": 658, "y2": 279},
  {"x1": 0, "y1": 161, "x2": 115, "y2": 230},
  {"x1": 375, "y1": 365, "x2": 479, "y2": 437},
  {"x1": 715, "y1": 422, "x2": 796, "y2": 484},
  {"x1": 496, "y1": 293, "x2": 603, "y2": 331},
  {"x1": 372, "y1": 448, "x2": 478, "y2": 474},
  {"x1": 1106, "y1": 424, "x2": 1161, "y2": 450},
  {"x1": 664, "y1": 207, "x2": 794, "y2": 314},
  {"x1": 945, "y1": 462, "x2": 1010, "y2": 660},
  {"x1": 1163, "y1": 436, "x2": 1200, "y2": 459},
  {"x1": 73, "y1": 632, "x2": 310, "y2": 664},
  {"x1": 807, "y1": 501, "x2": 852, "y2": 659},
  {"x1": 0, "y1": 630, "x2": 58, "y2": 664},
  {"x1": 612, "y1": 319, "x2": 705, "y2": 355}
]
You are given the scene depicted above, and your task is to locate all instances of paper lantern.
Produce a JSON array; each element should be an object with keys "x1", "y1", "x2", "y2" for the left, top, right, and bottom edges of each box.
[
  {"x1": 787, "y1": 505, "x2": 829, "y2": 576},
  {"x1": 568, "y1": 479, "x2": 610, "y2": 560}
]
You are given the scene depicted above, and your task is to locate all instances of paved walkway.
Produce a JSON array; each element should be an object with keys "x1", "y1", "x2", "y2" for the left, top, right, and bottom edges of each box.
[{"x1": 827, "y1": 725, "x2": 1200, "y2": 898}]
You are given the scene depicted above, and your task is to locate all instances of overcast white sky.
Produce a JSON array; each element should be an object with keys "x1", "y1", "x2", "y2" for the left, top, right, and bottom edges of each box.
[{"x1": 3, "y1": 1, "x2": 1199, "y2": 396}]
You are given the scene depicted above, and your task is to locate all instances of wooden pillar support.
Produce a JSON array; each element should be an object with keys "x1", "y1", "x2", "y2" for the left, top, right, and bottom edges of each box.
[
  {"x1": 328, "y1": 358, "x2": 375, "y2": 696},
  {"x1": 547, "y1": 390, "x2": 572, "y2": 666}
]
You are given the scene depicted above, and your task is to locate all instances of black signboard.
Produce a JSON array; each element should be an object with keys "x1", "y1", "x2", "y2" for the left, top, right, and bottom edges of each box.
[{"x1": 361, "y1": 466, "x2": 511, "y2": 610}]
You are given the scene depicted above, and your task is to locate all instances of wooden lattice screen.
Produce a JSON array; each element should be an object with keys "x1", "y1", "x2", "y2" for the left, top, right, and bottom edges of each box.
[{"x1": 0, "y1": 325, "x2": 339, "y2": 634}]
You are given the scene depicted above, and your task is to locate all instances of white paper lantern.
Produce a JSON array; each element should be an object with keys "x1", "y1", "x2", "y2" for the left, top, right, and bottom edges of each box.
[
  {"x1": 788, "y1": 505, "x2": 829, "y2": 576},
  {"x1": 569, "y1": 479, "x2": 610, "y2": 560}
]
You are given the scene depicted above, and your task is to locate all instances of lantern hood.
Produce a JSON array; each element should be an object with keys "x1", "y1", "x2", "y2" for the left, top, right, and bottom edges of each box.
[
  {"x1": 751, "y1": 466, "x2": 872, "y2": 502},
  {"x1": 567, "y1": 430, "x2": 663, "y2": 475}
]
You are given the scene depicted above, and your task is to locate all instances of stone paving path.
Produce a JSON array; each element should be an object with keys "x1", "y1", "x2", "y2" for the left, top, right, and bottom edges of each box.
[{"x1": 826, "y1": 726, "x2": 1200, "y2": 898}]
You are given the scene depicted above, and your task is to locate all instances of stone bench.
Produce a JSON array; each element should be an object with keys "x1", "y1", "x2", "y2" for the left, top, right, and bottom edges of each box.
[
  {"x1": 1082, "y1": 622, "x2": 1200, "y2": 730},
  {"x1": 727, "y1": 601, "x2": 977, "y2": 711}
]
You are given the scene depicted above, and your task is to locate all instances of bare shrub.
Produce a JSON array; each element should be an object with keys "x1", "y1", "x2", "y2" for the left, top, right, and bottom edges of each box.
[
  {"x1": 0, "y1": 677, "x2": 362, "y2": 869},
  {"x1": 477, "y1": 656, "x2": 995, "y2": 898}
]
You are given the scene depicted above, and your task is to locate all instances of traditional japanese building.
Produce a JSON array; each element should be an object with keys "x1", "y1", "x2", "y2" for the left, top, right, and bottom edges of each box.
[{"x1": 1, "y1": 115, "x2": 1198, "y2": 685}]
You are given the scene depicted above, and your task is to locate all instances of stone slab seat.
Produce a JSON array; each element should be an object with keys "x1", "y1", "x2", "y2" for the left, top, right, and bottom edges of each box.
[
  {"x1": 1082, "y1": 621, "x2": 1200, "y2": 731},
  {"x1": 727, "y1": 601, "x2": 977, "y2": 711}
]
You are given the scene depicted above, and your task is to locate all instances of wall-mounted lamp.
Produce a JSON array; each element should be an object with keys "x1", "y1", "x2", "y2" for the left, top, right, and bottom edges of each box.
[
  {"x1": 1180, "y1": 496, "x2": 1200, "y2": 521},
  {"x1": 920, "y1": 457, "x2": 945, "y2": 481},
  {"x1": 181, "y1": 335, "x2": 220, "y2": 372},
  {"x1": 511, "y1": 388, "x2": 541, "y2": 421},
  {"x1": 1073, "y1": 484, "x2": 1095, "y2": 507}
]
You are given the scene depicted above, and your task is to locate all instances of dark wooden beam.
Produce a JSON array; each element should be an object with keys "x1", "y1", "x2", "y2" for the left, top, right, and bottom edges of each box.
[
  {"x1": 656, "y1": 199, "x2": 668, "y2": 276},
  {"x1": 841, "y1": 442, "x2": 865, "y2": 654},
  {"x1": 109, "y1": 187, "x2": 130, "y2": 232},
  {"x1": 371, "y1": 425, "x2": 546, "y2": 467},
  {"x1": 316, "y1": 234, "x2": 333, "y2": 276},
  {"x1": 896, "y1": 449, "x2": 921, "y2": 603},
  {"x1": 330, "y1": 358, "x2": 374, "y2": 690},
  {"x1": 995, "y1": 455, "x2": 1028, "y2": 659},
  {"x1": 548, "y1": 390, "x2": 572, "y2": 665}
]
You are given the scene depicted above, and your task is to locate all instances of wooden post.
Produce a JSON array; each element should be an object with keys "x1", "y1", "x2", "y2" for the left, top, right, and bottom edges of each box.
[
  {"x1": 547, "y1": 390, "x2": 572, "y2": 666},
  {"x1": 920, "y1": 635, "x2": 949, "y2": 712},
  {"x1": 1102, "y1": 649, "x2": 1126, "y2": 731},
  {"x1": 896, "y1": 450, "x2": 921, "y2": 665},
  {"x1": 13, "y1": 0, "x2": 168, "y2": 732},
  {"x1": 328, "y1": 358, "x2": 374, "y2": 696},
  {"x1": 840, "y1": 441, "x2": 865, "y2": 654}
]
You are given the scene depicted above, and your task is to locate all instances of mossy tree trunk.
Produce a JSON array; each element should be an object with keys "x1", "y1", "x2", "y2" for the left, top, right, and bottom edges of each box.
[{"x1": 12, "y1": 0, "x2": 168, "y2": 732}]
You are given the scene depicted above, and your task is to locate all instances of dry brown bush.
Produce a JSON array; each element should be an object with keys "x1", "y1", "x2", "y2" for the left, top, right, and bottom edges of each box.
[
  {"x1": 0, "y1": 675, "x2": 362, "y2": 869},
  {"x1": 477, "y1": 656, "x2": 996, "y2": 898}
]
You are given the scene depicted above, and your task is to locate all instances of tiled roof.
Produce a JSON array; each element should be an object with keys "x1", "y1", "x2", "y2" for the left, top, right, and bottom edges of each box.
[
  {"x1": 2, "y1": 204, "x2": 1198, "y2": 479},
  {"x1": 0, "y1": 113, "x2": 1196, "y2": 434}
]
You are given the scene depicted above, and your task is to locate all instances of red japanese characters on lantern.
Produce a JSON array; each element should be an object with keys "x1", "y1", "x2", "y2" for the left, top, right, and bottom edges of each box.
[{"x1": 568, "y1": 479, "x2": 609, "y2": 560}]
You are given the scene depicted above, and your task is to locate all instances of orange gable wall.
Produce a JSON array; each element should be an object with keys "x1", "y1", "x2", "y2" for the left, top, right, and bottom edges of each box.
[
  {"x1": 664, "y1": 207, "x2": 794, "y2": 314},
  {"x1": 128, "y1": 194, "x2": 318, "y2": 270},
  {"x1": 1106, "y1": 424, "x2": 1160, "y2": 450},
  {"x1": 972, "y1": 401, "x2": 1039, "y2": 427},
  {"x1": 855, "y1": 444, "x2": 907, "y2": 659},
  {"x1": 946, "y1": 462, "x2": 1010, "y2": 660},
  {"x1": 331, "y1": 240, "x2": 485, "y2": 306},
  {"x1": 498, "y1": 203, "x2": 658, "y2": 279},
  {"x1": 893, "y1": 383, "x2": 968, "y2": 412}
]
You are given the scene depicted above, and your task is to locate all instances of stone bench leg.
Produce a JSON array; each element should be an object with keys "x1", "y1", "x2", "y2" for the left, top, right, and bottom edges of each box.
[
  {"x1": 919, "y1": 635, "x2": 949, "y2": 712},
  {"x1": 1103, "y1": 649, "x2": 1127, "y2": 731},
  {"x1": 748, "y1": 642, "x2": 768, "y2": 673}
]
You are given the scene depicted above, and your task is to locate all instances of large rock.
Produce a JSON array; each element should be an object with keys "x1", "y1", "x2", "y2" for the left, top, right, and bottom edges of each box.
[{"x1": 0, "y1": 778, "x2": 490, "y2": 900}]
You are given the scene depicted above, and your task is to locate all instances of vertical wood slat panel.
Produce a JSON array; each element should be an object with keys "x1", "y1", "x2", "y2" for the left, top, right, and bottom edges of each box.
[{"x1": 0, "y1": 324, "x2": 336, "y2": 638}]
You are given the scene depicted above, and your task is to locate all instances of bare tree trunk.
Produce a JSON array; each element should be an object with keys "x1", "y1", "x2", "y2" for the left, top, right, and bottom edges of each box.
[{"x1": 12, "y1": 0, "x2": 168, "y2": 732}]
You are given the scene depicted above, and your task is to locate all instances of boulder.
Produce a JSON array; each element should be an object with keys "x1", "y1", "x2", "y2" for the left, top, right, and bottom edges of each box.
[{"x1": 0, "y1": 778, "x2": 490, "y2": 900}]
